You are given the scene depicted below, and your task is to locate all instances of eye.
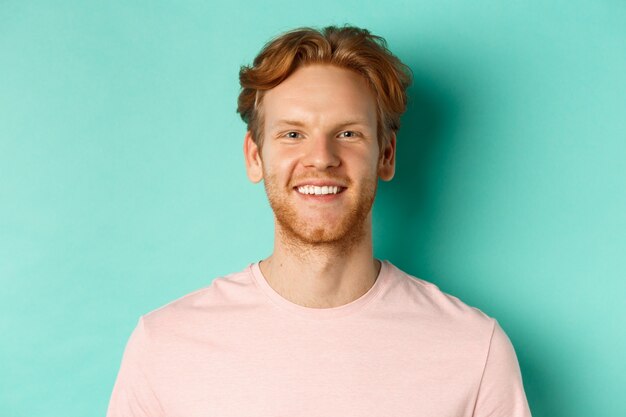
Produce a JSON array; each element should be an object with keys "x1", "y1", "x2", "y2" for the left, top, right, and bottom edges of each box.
[
  {"x1": 283, "y1": 131, "x2": 303, "y2": 139},
  {"x1": 338, "y1": 131, "x2": 359, "y2": 138}
]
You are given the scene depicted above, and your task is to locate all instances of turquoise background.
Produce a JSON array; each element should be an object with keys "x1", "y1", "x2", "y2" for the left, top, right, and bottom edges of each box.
[{"x1": 1, "y1": 1, "x2": 624, "y2": 416}]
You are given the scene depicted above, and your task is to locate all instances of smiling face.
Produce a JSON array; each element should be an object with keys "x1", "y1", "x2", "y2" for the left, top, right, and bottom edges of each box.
[{"x1": 244, "y1": 64, "x2": 396, "y2": 249}]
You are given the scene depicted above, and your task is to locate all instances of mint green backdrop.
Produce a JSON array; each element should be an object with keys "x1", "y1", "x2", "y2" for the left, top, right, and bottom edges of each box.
[{"x1": 1, "y1": 1, "x2": 624, "y2": 416}]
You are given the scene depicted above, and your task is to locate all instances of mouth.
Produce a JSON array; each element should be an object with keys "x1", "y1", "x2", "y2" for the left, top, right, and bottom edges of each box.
[{"x1": 294, "y1": 185, "x2": 346, "y2": 196}]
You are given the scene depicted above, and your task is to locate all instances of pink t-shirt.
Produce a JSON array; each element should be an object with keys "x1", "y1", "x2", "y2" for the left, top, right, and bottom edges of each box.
[{"x1": 107, "y1": 261, "x2": 532, "y2": 417}]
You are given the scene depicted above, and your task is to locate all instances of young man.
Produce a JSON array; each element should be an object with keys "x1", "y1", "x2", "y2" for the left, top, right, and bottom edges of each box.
[{"x1": 107, "y1": 26, "x2": 532, "y2": 416}]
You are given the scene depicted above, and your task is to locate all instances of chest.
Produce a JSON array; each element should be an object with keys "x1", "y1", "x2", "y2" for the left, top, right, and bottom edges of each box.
[{"x1": 152, "y1": 322, "x2": 483, "y2": 417}]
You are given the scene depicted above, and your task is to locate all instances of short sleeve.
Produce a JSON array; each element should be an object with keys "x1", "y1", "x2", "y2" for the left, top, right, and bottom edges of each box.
[
  {"x1": 472, "y1": 320, "x2": 532, "y2": 417},
  {"x1": 106, "y1": 316, "x2": 165, "y2": 417}
]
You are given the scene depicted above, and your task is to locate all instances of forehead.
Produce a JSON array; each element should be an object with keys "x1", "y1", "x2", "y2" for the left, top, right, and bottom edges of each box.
[{"x1": 262, "y1": 64, "x2": 377, "y2": 129}]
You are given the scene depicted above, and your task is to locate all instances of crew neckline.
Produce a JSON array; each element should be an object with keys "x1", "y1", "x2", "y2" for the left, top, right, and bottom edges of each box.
[{"x1": 249, "y1": 260, "x2": 390, "y2": 319}]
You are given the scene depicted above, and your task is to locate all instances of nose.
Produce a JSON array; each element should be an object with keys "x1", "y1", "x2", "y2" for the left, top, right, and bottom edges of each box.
[{"x1": 301, "y1": 134, "x2": 340, "y2": 170}]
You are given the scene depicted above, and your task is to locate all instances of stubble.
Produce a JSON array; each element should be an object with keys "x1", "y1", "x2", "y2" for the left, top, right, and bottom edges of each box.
[{"x1": 263, "y1": 172, "x2": 378, "y2": 257}]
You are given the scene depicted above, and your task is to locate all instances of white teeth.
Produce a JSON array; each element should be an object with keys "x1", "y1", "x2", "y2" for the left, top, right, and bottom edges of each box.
[{"x1": 296, "y1": 185, "x2": 342, "y2": 195}]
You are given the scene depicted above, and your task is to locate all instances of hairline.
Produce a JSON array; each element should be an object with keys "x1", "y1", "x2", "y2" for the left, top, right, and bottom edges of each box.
[{"x1": 250, "y1": 63, "x2": 391, "y2": 151}]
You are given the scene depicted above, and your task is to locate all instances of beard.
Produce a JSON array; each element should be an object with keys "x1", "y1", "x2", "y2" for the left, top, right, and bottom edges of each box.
[{"x1": 263, "y1": 171, "x2": 378, "y2": 253}]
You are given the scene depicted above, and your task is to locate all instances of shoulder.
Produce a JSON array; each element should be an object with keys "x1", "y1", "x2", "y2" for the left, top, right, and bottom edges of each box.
[
  {"x1": 383, "y1": 261, "x2": 496, "y2": 335},
  {"x1": 138, "y1": 265, "x2": 257, "y2": 335}
]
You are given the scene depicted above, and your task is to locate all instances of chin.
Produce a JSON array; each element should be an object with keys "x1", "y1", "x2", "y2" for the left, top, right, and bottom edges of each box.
[{"x1": 278, "y1": 218, "x2": 368, "y2": 249}]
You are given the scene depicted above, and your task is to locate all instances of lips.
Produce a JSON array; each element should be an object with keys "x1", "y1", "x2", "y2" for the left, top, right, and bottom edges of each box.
[
  {"x1": 295, "y1": 185, "x2": 346, "y2": 195},
  {"x1": 291, "y1": 176, "x2": 349, "y2": 199}
]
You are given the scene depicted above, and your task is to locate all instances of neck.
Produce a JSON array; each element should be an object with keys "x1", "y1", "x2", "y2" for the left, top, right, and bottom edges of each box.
[{"x1": 258, "y1": 218, "x2": 380, "y2": 309}]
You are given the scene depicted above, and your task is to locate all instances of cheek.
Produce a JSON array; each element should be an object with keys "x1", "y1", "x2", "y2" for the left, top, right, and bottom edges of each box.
[
  {"x1": 350, "y1": 151, "x2": 380, "y2": 176},
  {"x1": 262, "y1": 154, "x2": 298, "y2": 183}
]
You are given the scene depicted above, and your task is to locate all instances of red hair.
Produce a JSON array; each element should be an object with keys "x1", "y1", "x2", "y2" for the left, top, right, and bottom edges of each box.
[{"x1": 237, "y1": 25, "x2": 412, "y2": 148}]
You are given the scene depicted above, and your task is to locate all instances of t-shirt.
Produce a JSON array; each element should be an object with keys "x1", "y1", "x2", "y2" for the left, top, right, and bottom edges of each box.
[{"x1": 106, "y1": 260, "x2": 532, "y2": 417}]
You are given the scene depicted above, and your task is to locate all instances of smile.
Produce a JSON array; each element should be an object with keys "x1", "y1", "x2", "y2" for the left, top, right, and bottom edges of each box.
[{"x1": 296, "y1": 185, "x2": 345, "y2": 195}]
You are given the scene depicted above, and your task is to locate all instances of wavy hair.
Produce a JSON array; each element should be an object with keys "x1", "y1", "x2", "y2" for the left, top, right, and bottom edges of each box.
[{"x1": 237, "y1": 25, "x2": 412, "y2": 148}]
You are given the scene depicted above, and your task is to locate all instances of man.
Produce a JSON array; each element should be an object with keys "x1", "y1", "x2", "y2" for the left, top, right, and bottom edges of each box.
[{"x1": 107, "y1": 25, "x2": 532, "y2": 416}]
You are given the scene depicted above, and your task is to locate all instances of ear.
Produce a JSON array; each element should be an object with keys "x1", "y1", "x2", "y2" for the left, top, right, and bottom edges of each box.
[
  {"x1": 244, "y1": 131, "x2": 264, "y2": 183},
  {"x1": 378, "y1": 132, "x2": 396, "y2": 181}
]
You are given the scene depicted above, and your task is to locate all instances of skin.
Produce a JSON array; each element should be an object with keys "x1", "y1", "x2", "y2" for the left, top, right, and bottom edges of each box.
[{"x1": 244, "y1": 64, "x2": 396, "y2": 308}]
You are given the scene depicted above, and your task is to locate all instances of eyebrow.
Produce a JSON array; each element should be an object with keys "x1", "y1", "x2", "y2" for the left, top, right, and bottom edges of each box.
[
  {"x1": 272, "y1": 119, "x2": 371, "y2": 129},
  {"x1": 273, "y1": 119, "x2": 306, "y2": 128}
]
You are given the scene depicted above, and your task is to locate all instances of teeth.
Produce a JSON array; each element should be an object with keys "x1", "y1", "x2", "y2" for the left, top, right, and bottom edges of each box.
[{"x1": 297, "y1": 185, "x2": 341, "y2": 195}]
